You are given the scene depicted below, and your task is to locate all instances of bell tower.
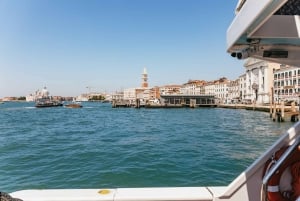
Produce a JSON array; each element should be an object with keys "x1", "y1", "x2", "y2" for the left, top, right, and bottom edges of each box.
[{"x1": 141, "y1": 67, "x2": 148, "y2": 88}]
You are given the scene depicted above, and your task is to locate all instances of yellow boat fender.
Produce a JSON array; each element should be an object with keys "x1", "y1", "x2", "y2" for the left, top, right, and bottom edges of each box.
[{"x1": 98, "y1": 189, "x2": 110, "y2": 195}]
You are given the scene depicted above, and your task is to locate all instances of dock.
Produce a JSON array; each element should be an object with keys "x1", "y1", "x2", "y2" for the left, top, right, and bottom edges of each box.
[
  {"x1": 269, "y1": 102, "x2": 299, "y2": 122},
  {"x1": 218, "y1": 102, "x2": 299, "y2": 122},
  {"x1": 112, "y1": 97, "x2": 299, "y2": 122},
  {"x1": 112, "y1": 95, "x2": 217, "y2": 108},
  {"x1": 112, "y1": 100, "x2": 137, "y2": 108}
]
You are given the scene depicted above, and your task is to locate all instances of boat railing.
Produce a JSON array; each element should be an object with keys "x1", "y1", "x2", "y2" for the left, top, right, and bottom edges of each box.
[{"x1": 261, "y1": 136, "x2": 300, "y2": 201}]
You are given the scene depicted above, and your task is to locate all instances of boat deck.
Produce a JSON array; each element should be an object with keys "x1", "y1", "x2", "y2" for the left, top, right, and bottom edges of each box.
[{"x1": 10, "y1": 187, "x2": 227, "y2": 201}]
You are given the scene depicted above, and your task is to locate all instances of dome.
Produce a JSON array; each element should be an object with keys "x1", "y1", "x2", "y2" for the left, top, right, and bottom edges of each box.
[{"x1": 41, "y1": 87, "x2": 49, "y2": 97}]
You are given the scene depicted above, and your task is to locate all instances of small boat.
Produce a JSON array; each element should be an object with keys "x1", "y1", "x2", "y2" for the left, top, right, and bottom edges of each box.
[{"x1": 64, "y1": 103, "x2": 82, "y2": 108}]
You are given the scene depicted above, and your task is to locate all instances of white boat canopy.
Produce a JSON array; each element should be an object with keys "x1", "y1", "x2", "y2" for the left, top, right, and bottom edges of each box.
[{"x1": 227, "y1": 0, "x2": 300, "y2": 66}]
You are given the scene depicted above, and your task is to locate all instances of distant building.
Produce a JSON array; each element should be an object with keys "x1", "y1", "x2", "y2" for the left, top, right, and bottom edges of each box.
[
  {"x1": 227, "y1": 79, "x2": 240, "y2": 103},
  {"x1": 159, "y1": 85, "x2": 182, "y2": 95},
  {"x1": 148, "y1": 86, "x2": 160, "y2": 100},
  {"x1": 26, "y1": 94, "x2": 35, "y2": 102},
  {"x1": 273, "y1": 65, "x2": 300, "y2": 103},
  {"x1": 26, "y1": 87, "x2": 50, "y2": 102},
  {"x1": 111, "y1": 91, "x2": 124, "y2": 102},
  {"x1": 124, "y1": 88, "x2": 138, "y2": 104},
  {"x1": 204, "y1": 81, "x2": 215, "y2": 95},
  {"x1": 3, "y1": 97, "x2": 17, "y2": 101},
  {"x1": 239, "y1": 74, "x2": 246, "y2": 102},
  {"x1": 75, "y1": 94, "x2": 89, "y2": 102},
  {"x1": 214, "y1": 77, "x2": 229, "y2": 103},
  {"x1": 180, "y1": 80, "x2": 206, "y2": 95},
  {"x1": 244, "y1": 58, "x2": 280, "y2": 104},
  {"x1": 121, "y1": 68, "x2": 152, "y2": 104}
]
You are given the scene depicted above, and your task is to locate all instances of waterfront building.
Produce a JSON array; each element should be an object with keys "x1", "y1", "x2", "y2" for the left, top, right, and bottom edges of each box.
[
  {"x1": 121, "y1": 68, "x2": 151, "y2": 104},
  {"x1": 76, "y1": 94, "x2": 89, "y2": 102},
  {"x1": 26, "y1": 87, "x2": 50, "y2": 102},
  {"x1": 204, "y1": 81, "x2": 215, "y2": 95},
  {"x1": 243, "y1": 58, "x2": 280, "y2": 104},
  {"x1": 214, "y1": 77, "x2": 229, "y2": 104},
  {"x1": 180, "y1": 80, "x2": 206, "y2": 95},
  {"x1": 273, "y1": 65, "x2": 300, "y2": 104},
  {"x1": 159, "y1": 85, "x2": 182, "y2": 95},
  {"x1": 160, "y1": 94, "x2": 216, "y2": 107},
  {"x1": 111, "y1": 91, "x2": 124, "y2": 102},
  {"x1": 239, "y1": 74, "x2": 246, "y2": 102},
  {"x1": 227, "y1": 79, "x2": 240, "y2": 103},
  {"x1": 149, "y1": 86, "x2": 160, "y2": 100},
  {"x1": 3, "y1": 97, "x2": 17, "y2": 101},
  {"x1": 25, "y1": 94, "x2": 35, "y2": 102},
  {"x1": 123, "y1": 88, "x2": 138, "y2": 104}
]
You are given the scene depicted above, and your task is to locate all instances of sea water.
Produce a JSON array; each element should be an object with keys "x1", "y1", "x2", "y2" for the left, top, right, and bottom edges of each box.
[{"x1": 0, "y1": 102, "x2": 294, "y2": 192}]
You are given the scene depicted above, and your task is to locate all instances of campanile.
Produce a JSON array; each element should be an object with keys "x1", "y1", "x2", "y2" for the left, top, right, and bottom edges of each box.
[{"x1": 141, "y1": 67, "x2": 148, "y2": 88}]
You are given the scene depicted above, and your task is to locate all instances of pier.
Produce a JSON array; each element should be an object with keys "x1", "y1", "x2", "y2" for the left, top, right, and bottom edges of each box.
[
  {"x1": 112, "y1": 95, "x2": 217, "y2": 108},
  {"x1": 112, "y1": 100, "x2": 136, "y2": 108},
  {"x1": 218, "y1": 102, "x2": 300, "y2": 122},
  {"x1": 160, "y1": 94, "x2": 217, "y2": 108},
  {"x1": 269, "y1": 102, "x2": 299, "y2": 122}
]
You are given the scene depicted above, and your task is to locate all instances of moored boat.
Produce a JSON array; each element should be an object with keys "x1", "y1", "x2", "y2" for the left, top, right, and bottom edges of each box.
[
  {"x1": 34, "y1": 87, "x2": 63, "y2": 108},
  {"x1": 64, "y1": 103, "x2": 82, "y2": 108}
]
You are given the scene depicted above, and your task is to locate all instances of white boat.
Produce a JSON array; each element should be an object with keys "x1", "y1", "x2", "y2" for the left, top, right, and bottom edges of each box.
[{"x1": 4, "y1": 1, "x2": 300, "y2": 201}]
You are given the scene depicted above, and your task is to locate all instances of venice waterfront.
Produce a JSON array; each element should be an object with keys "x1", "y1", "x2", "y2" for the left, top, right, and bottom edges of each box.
[{"x1": 0, "y1": 102, "x2": 295, "y2": 193}]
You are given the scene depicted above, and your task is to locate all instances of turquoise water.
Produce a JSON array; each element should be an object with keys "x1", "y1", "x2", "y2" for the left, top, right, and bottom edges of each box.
[{"x1": 0, "y1": 102, "x2": 294, "y2": 192}]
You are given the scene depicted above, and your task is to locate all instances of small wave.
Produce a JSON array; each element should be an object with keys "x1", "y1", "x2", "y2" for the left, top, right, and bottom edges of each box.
[{"x1": 24, "y1": 107, "x2": 35, "y2": 109}]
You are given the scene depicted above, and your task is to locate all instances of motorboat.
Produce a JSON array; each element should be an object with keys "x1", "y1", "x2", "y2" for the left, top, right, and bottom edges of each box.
[
  {"x1": 4, "y1": 0, "x2": 300, "y2": 201},
  {"x1": 35, "y1": 98, "x2": 63, "y2": 108},
  {"x1": 34, "y1": 87, "x2": 63, "y2": 108},
  {"x1": 64, "y1": 102, "x2": 83, "y2": 108}
]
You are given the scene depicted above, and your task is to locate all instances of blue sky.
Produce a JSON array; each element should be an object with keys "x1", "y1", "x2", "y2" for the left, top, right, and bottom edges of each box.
[{"x1": 0, "y1": 0, "x2": 243, "y2": 97}]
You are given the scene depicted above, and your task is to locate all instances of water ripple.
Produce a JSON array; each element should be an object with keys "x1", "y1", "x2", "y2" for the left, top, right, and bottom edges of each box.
[{"x1": 0, "y1": 102, "x2": 294, "y2": 192}]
